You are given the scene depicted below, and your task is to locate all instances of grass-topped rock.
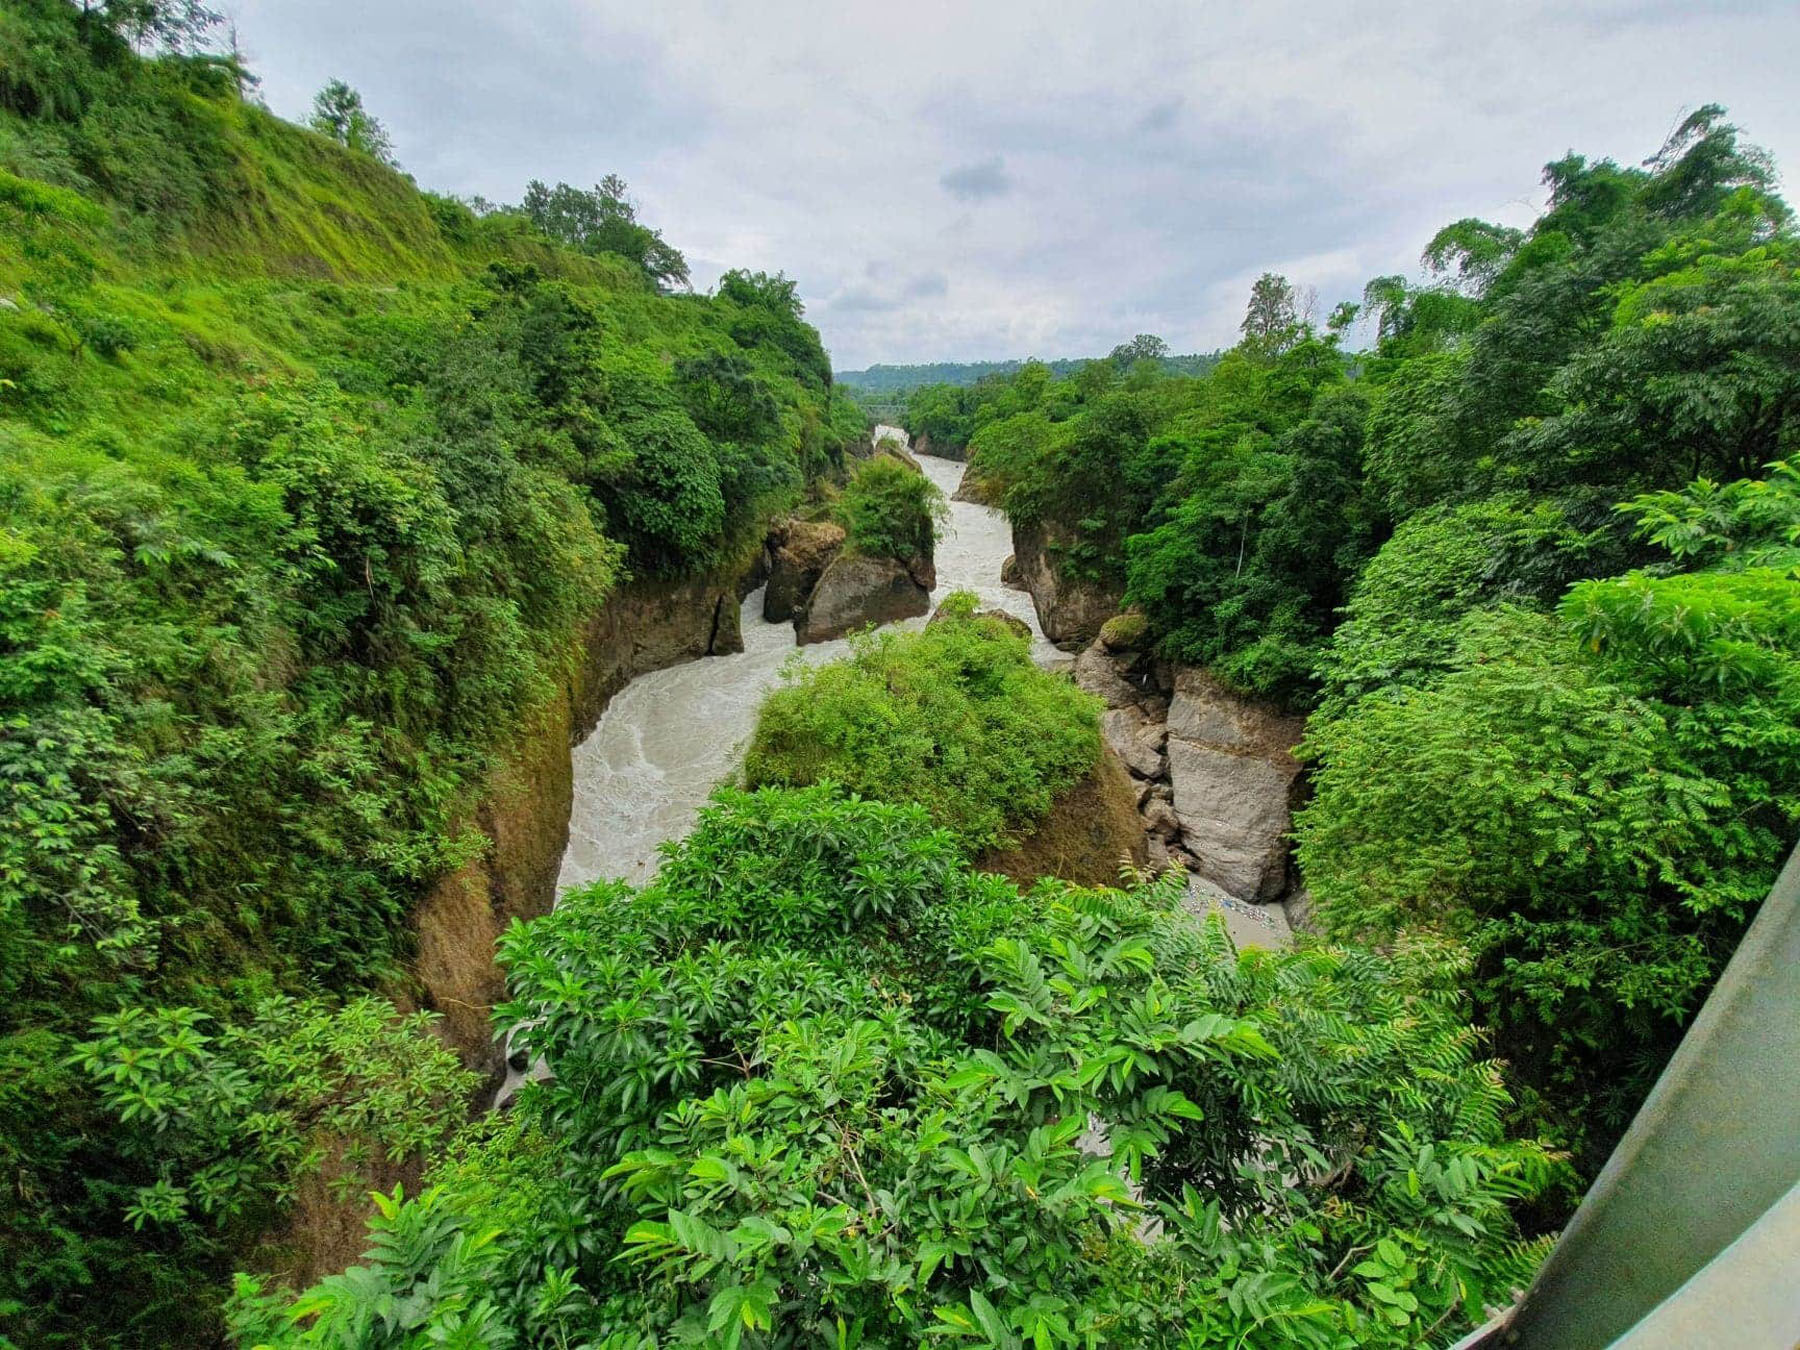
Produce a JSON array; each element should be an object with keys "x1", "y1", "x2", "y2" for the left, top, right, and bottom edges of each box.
[{"x1": 751, "y1": 591, "x2": 1101, "y2": 850}]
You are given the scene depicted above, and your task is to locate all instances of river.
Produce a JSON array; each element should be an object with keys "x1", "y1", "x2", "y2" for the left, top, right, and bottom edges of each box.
[{"x1": 555, "y1": 426, "x2": 1051, "y2": 892}]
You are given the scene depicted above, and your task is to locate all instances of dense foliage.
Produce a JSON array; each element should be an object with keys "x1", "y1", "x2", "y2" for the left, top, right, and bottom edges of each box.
[
  {"x1": 0, "y1": 7, "x2": 862, "y2": 1344},
  {"x1": 834, "y1": 450, "x2": 946, "y2": 567},
  {"x1": 744, "y1": 595, "x2": 1099, "y2": 851},
  {"x1": 7, "y1": 8, "x2": 1795, "y2": 1342},
  {"x1": 237, "y1": 784, "x2": 1559, "y2": 1349},
  {"x1": 906, "y1": 106, "x2": 1800, "y2": 1174},
  {"x1": 838, "y1": 349, "x2": 1219, "y2": 402}
]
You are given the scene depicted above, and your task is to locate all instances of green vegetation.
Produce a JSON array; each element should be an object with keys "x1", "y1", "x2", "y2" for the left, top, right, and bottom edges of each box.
[
  {"x1": 237, "y1": 784, "x2": 1559, "y2": 1349},
  {"x1": 834, "y1": 451, "x2": 946, "y2": 566},
  {"x1": 912, "y1": 104, "x2": 1800, "y2": 1178},
  {"x1": 744, "y1": 595, "x2": 1099, "y2": 850},
  {"x1": 6, "y1": 5, "x2": 1795, "y2": 1344},
  {"x1": 839, "y1": 347, "x2": 1221, "y2": 401},
  {"x1": 0, "y1": 5, "x2": 862, "y2": 1344}
]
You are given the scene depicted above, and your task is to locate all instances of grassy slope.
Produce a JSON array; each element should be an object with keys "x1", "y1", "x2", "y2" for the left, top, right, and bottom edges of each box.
[{"x1": 0, "y1": 26, "x2": 864, "y2": 1347}]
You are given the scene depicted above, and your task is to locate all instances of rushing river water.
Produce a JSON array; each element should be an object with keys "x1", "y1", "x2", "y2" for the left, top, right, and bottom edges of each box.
[{"x1": 556, "y1": 427, "x2": 1052, "y2": 893}]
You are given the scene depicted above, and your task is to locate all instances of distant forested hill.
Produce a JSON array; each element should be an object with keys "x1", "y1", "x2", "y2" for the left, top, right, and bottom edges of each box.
[{"x1": 837, "y1": 348, "x2": 1220, "y2": 394}]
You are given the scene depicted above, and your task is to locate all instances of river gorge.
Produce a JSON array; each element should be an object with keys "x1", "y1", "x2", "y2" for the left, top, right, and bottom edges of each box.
[{"x1": 557, "y1": 429, "x2": 1054, "y2": 891}]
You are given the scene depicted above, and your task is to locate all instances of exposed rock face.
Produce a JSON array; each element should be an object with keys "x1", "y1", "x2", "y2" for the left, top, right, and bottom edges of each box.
[
  {"x1": 1011, "y1": 518, "x2": 1123, "y2": 650},
  {"x1": 795, "y1": 552, "x2": 931, "y2": 644},
  {"x1": 912, "y1": 431, "x2": 965, "y2": 462},
  {"x1": 1071, "y1": 637, "x2": 1307, "y2": 909},
  {"x1": 975, "y1": 746, "x2": 1147, "y2": 888},
  {"x1": 1100, "y1": 707, "x2": 1167, "y2": 779},
  {"x1": 1000, "y1": 553, "x2": 1023, "y2": 589},
  {"x1": 762, "y1": 519, "x2": 845, "y2": 623},
  {"x1": 953, "y1": 469, "x2": 1005, "y2": 507},
  {"x1": 1282, "y1": 887, "x2": 1319, "y2": 935},
  {"x1": 1163, "y1": 668, "x2": 1304, "y2": 903},
  {"x1": 1078, "y1": 644, "x2": 1147, "y2": 710},
  {"x1": 928, "y1": 599, "x2": 1031, "y2": 640}
]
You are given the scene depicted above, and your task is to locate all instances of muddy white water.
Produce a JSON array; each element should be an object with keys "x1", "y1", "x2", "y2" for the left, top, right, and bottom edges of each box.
[{"x1": 555, "y1": 427, "x2": 1052, "y2": 892}]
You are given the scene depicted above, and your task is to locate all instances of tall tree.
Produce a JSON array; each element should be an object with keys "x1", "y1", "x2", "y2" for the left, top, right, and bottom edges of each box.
[
  {"x1": 519, "y1": 176, "x2": 690, "y2": 291},
  {"x1": 308, "y1": 79, "x2": 397, "y2": 167},
  {"x1": 1109, "y1": 333, "x2": 1170, "y2": 369},
  {"x1": 1240, "y1": 271, "x2": 1300, "y2": 357},
  {"x1": 99, "y1": 0, "x2": 221, "y2": 54}
]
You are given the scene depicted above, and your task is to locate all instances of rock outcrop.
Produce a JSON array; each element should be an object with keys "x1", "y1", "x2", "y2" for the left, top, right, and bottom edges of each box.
[
  {"x1": 762, "y1": 518, "x2": 845, "y2": 622},
  {"x1": 1163, "y1": 668, "x2": 1304, "y2": 902},
  {"x1": 952, "y1": 468, "x2": 1005, "y2": 506},
  {"x1": 795, "y1": 552, "x2": 931, "y2": 644},
  {"x1": 1073, "y1": 636, "x2": 1307, "y2": 907},
  {"x1": 911, "y1": 431, "x2": 965, "y2": 462},
  {"x1": 1011, "y1": 518, "x2": 1123, "y2": 650}
]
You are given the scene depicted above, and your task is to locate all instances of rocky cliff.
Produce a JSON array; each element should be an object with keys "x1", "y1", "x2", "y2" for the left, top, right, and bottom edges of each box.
[
  {"x1": 1073, "y1": 627, "x2": 1306, "y2": 908},
  {"x1": 1011, "y1": 519, "x2": 1124, "y2": 650}
]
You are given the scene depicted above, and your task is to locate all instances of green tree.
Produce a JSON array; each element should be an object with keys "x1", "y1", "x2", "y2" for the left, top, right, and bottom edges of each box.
[
  {"x1": 1239, "y1": 271, "x2": 1300, "y2": 358},
  {"x1": 744, "y1": 598, "x2": 1098, "y2": 850},
  {"x1": 833, "y1": 452, "x2": 944, "y2": 566},
  {"x1": 520, "y1": 176, "x2": 690, "y2": 291},
  {"x1": 1109, "y1": 332, "x2": 1170, "y2": 369},
  {"x1": 308, "y1": 78, "x2": 396, "y2": 166},
  {"x1": 245, "y1": 784, "x2": 1558, "y2": 1349}
]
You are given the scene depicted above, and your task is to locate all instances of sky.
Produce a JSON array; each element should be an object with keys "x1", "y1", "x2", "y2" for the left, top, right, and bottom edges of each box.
[{"x1": 225, "y1": 1, "x2": 1800, "y2": 371}]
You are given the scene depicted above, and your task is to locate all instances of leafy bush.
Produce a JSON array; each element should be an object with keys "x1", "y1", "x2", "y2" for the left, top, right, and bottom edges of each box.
[
  {"x1": 834, "y1": 451, "x2": 944, "y2": 564},
  {"x1": 243, "y1": 783, "x2": 1558, "y2": 1349},
  {"x1": 73, "y1": 996, "x2": 475, "y2": 1233},
  {"x1": 744, "y1": 595, "x2": 1100, "y2": 851},
  {"x1": 1298, "y1": 595, "x2": 1795, "y2": 1168}
]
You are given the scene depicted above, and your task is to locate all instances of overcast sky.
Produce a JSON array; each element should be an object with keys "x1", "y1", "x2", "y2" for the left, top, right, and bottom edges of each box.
[{"x1": 226, "y1": 1, "x2": 1799, "y2": 371}]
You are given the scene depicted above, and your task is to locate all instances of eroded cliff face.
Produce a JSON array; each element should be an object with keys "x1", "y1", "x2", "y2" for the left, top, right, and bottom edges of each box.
[
  {"x1": 409, "y1": 568, "x2": 749, "y2": 1073},
  {"x1": 1011, "y1": 518, "x2": 1124, "y2": 651},
  {"x1": 975, "y1": 745, "x2": 1148, "y2": 888}
]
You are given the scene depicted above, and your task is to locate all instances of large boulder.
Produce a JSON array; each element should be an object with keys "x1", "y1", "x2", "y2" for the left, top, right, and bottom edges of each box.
[
  {"x1": 1100, "y1": 706, "x2": 1167, "y2": 779},
  {"x1": 1164, "y1": 668, "x2": 1305, "y2": 903},
  {"x1": 1010, "y1": 518, "x2": 1124, "y2": 650},
  {"x1": 795, "y1": 552, "x2": 930, "y2": 644},
  {"x1": 1075, "y1": 641, "x2": 1147, "y2": 710},
  {"x1": 763, "y1": 519, "x2": 845, "y2": 623}
]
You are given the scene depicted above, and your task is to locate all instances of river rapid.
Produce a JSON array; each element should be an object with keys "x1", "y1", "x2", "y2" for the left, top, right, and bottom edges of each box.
[{"x1": 555, "y1": 426, "x2": 1052, "y2": 893}]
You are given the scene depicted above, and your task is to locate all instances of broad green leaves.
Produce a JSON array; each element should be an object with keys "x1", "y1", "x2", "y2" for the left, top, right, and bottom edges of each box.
[{"x1": 265, "y1": 785, "x2": 1560, "y2": 1348}]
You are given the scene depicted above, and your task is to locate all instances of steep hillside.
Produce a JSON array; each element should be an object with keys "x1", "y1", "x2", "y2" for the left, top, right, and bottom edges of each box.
[{"x1": 0, "y1": 5, "x2": 863, "y2": 1344}]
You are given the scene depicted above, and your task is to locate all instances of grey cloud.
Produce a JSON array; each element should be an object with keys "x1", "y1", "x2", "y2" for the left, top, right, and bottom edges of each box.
[
  {"x1": 939, "y1": 157, "x2": 1014, "y2": 201},
  {"x1": 824, "y1": 287, "x2": 903, "y2": 314},
  {"x1": 222, "y1": 1, "x2": 1799, "y2": 369},
  {"x1": 1137, "y1": 99, "x2": 1182, "y2": 133}
]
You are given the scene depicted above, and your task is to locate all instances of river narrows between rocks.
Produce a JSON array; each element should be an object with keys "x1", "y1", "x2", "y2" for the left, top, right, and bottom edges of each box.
[{"x1": 556, "y1": 428, "x2": 1055, "y2": 893}]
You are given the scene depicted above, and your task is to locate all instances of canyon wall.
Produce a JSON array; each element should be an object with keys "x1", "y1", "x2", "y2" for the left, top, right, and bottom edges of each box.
[{"x1": 409, "y1": 568, "x2": 749, "y2": 1073}]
